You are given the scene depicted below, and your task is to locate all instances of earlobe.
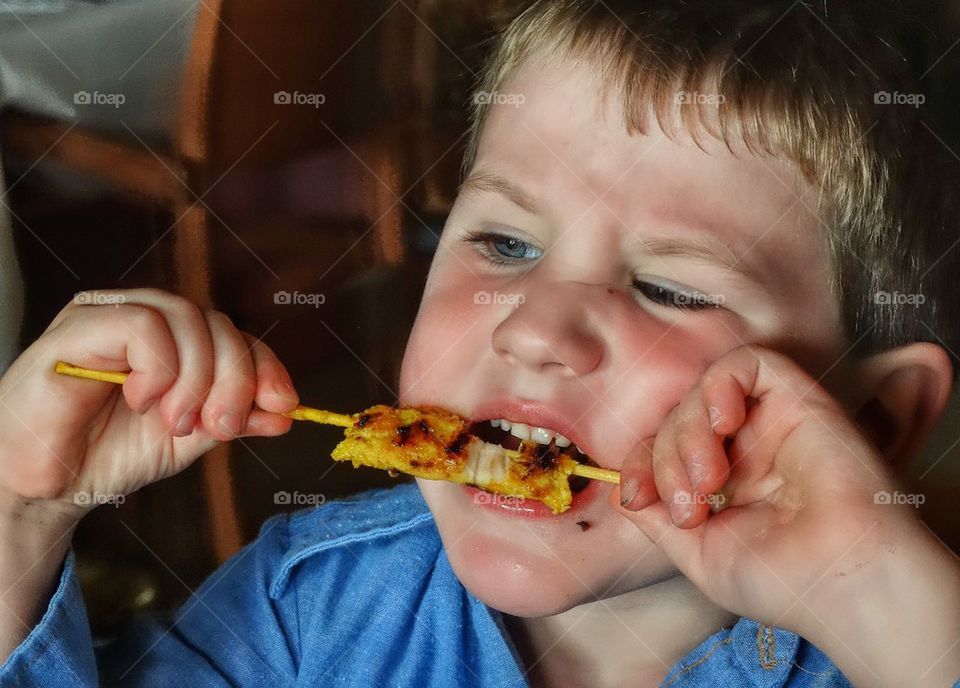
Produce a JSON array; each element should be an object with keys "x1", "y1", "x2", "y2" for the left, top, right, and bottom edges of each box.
[{"x1": 853, "y1": 342, "x2": 954, "y2": 465}]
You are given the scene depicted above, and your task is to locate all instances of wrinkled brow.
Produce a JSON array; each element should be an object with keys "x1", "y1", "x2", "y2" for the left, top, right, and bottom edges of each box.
[{"x1": 459, "y1": 170, "x2": 539, "y2": 215}]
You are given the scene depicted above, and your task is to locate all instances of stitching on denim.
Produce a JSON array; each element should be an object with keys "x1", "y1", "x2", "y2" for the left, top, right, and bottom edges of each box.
[
  {"x1": 662, "y1": 636, "x2": 733, "y2": 686},
  {"x1": 757, "y1": 625, "x2": 778, "y2": 669},
  {"x1": 791, "y1": 660, "x2": 835, "y2": 677}
]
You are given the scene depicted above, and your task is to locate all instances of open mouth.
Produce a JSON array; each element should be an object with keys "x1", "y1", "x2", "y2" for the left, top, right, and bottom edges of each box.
[{"x1": 467, "y1": 418, "x2": 597, "y2": 493}]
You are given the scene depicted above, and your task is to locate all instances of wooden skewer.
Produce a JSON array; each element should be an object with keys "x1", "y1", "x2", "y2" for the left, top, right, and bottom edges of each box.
[{"x1": 54, "y1": 361, "x2": 621, "y2": 485}]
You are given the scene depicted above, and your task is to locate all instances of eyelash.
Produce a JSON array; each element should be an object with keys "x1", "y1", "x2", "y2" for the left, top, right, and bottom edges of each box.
[
  {"x1": 463, "y1": 230, "x2": 721, "y2": 311},
  {"x1": 463, "y1": 230, "x2": 542, "y2": 265},
  {"x1": 631, "y1": 280, "x2": 720, "y2": 311}
]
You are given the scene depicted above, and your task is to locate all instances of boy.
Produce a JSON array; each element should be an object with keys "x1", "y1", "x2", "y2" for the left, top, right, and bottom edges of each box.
[{"x1": 1, "y1": 1, "x2": 959, "y2": 685}]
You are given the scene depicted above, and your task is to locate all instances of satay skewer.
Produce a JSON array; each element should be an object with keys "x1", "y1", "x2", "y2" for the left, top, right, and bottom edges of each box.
[{"x1": 53, "y1": 362, "x2": 620, "y2": 503}]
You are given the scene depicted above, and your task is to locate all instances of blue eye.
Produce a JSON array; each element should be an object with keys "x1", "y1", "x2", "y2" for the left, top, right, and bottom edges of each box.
[
  {"x1": 464, "y1": 230, "x2": 542, "y2": 265},
  {"x1": 492, "y1": 236, "x2": 538, "y2": 259},
  {"x1": 633, "y1": 279, "x2": 723, "y2": 311}
]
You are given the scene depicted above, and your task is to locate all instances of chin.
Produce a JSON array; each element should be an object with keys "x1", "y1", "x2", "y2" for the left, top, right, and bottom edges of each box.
[
  {"x1": 442, "y1": 529, "x2": 595, "y2": 617},
  {"x1": 417, "y1": 480, "x2": 666, "y2": 618}
]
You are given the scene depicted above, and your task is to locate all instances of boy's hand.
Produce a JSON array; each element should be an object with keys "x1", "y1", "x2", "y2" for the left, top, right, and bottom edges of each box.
[
  {"x1": 615, "y1": 345, "x2": 960, "y2": 687},
  {"x1": 0, "y1": 288, "x2": 300, "y2": 522}
]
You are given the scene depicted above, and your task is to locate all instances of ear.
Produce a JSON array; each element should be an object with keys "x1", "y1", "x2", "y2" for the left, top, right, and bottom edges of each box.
[{"x1": 851, "y1": 342, "x2": 954, "y2": 467}]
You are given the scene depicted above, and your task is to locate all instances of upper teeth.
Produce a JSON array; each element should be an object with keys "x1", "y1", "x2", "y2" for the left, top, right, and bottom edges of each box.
[{"x1": 489, "y1": 419, "x2": 572, "y2": 447}]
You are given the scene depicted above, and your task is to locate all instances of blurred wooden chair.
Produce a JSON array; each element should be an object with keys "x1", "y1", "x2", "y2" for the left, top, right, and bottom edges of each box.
[{"x1": 0, "y1": 0, "x2": 406, "y2": 562}]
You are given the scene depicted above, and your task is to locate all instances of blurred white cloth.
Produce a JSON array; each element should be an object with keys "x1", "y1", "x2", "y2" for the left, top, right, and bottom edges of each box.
[{"x1": 0, "y1": 0, "x2": 198, "y2": 371}]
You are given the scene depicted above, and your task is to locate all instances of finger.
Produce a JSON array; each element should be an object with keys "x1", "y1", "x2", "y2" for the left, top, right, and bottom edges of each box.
[
  {"x1": 614, "y1": 438, "x2": 659, "y2": 511},
  {"x1": 243, "y1": 334, "x2": 299, "y2": 414},
  {"x1": 700, "y1": 346, "x2": 832, "y2": 507},
  {"x1": 617, "y1": 500, "x2": 705, "y2": 575},
  {"x1": 109, "y1": 290, "x2": 214, "y2": 437},
  {"x1": 48, "y1": 303, "x2": 180, "y2": 414},
  {"x1": 239, "y1": 409, "x2": 293, "y2": 438},
  {"x1": 650, "y1": 415, "x2": 700, "y2": 527},
  {"x1": 200, "y1": 312, "x2": 257, "y2": 441},
  {"x1": 702, "y1": 345, "x2": 839, "y2": 435},
  {"x1": 677, "y1": 390, "x2": 730, "y2": 493}
]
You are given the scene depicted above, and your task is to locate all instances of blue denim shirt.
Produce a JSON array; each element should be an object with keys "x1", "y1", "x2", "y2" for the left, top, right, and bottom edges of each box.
[{"x1": 0, "y1": 483, "x2": 866, "y2": 686}]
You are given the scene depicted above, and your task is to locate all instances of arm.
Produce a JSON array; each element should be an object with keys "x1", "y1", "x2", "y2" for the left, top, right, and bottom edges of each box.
[
  {"x1": 0, "y1": 288, "x2": 300, "y2": 683},
  {"x1": 0, "y1": 510, "x2": 300, "y2": 686},
  {"x1": 0, "y1": 490, "x2": 78, "y2": 661},
  {"x1": 799, "y1": 523, "x2": 960, "y2": 687}
]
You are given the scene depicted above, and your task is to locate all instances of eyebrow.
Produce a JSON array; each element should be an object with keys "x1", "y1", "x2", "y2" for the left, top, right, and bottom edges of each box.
[
  {"x1": 632, "y1": 236, "x2": 746, "y2": 274},
  {"x1": 459, "y1": 170, "x2": 539, "y2": 214},
  {"x1": 460, "y1": 169, "x2": 757, "y2": 281}
]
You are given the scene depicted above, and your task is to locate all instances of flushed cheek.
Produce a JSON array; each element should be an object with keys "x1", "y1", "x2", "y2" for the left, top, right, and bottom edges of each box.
[
  {"x1": 593, "y1": 313, "x2": 743, "y2": 447},
  {"x1": 400, "y1": 286, "x2": 500, "y2": 406}
]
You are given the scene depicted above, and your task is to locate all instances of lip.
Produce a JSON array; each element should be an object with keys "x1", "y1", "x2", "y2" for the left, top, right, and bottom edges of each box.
[
  {"x1": 462, "y1": 478, "x2": 608, "y2": 519},
  {"x1": 468, "y1": 398, "x2": 603, "y2": 467}
]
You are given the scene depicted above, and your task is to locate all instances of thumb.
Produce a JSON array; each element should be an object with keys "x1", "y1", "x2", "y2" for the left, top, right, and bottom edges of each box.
[
  {"x1": 610, "y1": 437, "x2": 706, "y2": 572},
  {"x1": 611, "y1": 490, "x2": 706, "y2": 577}
]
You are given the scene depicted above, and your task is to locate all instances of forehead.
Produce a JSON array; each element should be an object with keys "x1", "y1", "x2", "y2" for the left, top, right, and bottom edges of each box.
[{"x1": 470, "y1": 55, "x2": 824, "y2": 275}]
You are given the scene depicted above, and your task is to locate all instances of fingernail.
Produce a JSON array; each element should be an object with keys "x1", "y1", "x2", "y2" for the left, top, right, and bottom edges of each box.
[
  {"x1": 708, "y1": 406, "x2": 722, "y2": 431},
  {"x1": 217, "y1": 412, "x2": 242, "y2": 438},
  {"x1": 670, "y1": 491, "x2": 694, "y2": 525},
  {"x1": 274, "y1": 378, "x2": 298, "y2": 402},
  {"x1": 174, "y1": 411, "x2": 197, "y2": 436},
  {"x1": 619, "y1": 474, "x2": 640, "y2": 508},
  {"x1": 687, "y1": 461, "x2": 707, "y2": 491}
]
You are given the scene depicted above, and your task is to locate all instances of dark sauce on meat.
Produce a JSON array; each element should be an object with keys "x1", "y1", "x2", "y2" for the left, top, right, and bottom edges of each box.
[
  {"x1": 394, "y1": 424, "x2": 412, "y2": 445},
  {"x1": 446, "y1": 432, "x2": 469, "y2": 455},
  {"x1": 536, "y1": 445, "x2": 558, "y2": 471},
  {"x1": 393, "y1": 420, "x2": 434, "y2": 448}
]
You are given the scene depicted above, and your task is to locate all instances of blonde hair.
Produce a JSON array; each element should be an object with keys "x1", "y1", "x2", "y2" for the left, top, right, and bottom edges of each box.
[{"x1": 463, "y1": 0, "x2": 960, "y2": 371}]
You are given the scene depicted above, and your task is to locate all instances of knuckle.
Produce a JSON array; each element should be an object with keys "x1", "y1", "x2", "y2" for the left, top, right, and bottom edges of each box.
[
  {"x1": 120, "y1": 303, "x2": 165, "y2": 333},
  {"x1": 169, "y1": 297, "x2": 207, "y2": 328},
  {"x1": 205, "y1": 309, "x2": 235, "y2": 329}
]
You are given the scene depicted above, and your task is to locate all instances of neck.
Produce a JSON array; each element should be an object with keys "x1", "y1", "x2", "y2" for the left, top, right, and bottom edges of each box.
[{"x1": 503, "y1": 575, "x2": 737, "y2": 688}]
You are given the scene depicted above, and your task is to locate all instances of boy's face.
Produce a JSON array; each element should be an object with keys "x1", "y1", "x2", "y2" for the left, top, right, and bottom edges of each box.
[{"x1": 399, "y1": 55, "x2": 847, "y2": 616}]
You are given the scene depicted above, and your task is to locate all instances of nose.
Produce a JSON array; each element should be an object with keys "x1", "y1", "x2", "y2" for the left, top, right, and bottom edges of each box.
[{"x1": 490, "y1": 282, "x2": 605, "y2": 376}]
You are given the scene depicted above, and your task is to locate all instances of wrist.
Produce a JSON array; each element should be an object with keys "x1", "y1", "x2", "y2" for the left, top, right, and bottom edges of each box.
[
  {"x1": 0, "y1": 487, "x2": 79, "y2": 662},
  {"x1": 0, "y1": 485, "x2": 83, "y2": 537},
  {"x1": 798, "y1": 522, "x2": 960, "y2": 687}
]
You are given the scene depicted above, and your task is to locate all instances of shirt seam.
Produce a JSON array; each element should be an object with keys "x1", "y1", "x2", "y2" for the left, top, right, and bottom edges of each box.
[
  {"x1": 757, "y1": 624, "x2": 778, "y2": 669},
  {"x1": 661, "y1": 635, "x2": 733, "y2": 687},
  {"x1": 270, "y1": 511, "x2": 435, "y2": 597}
]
